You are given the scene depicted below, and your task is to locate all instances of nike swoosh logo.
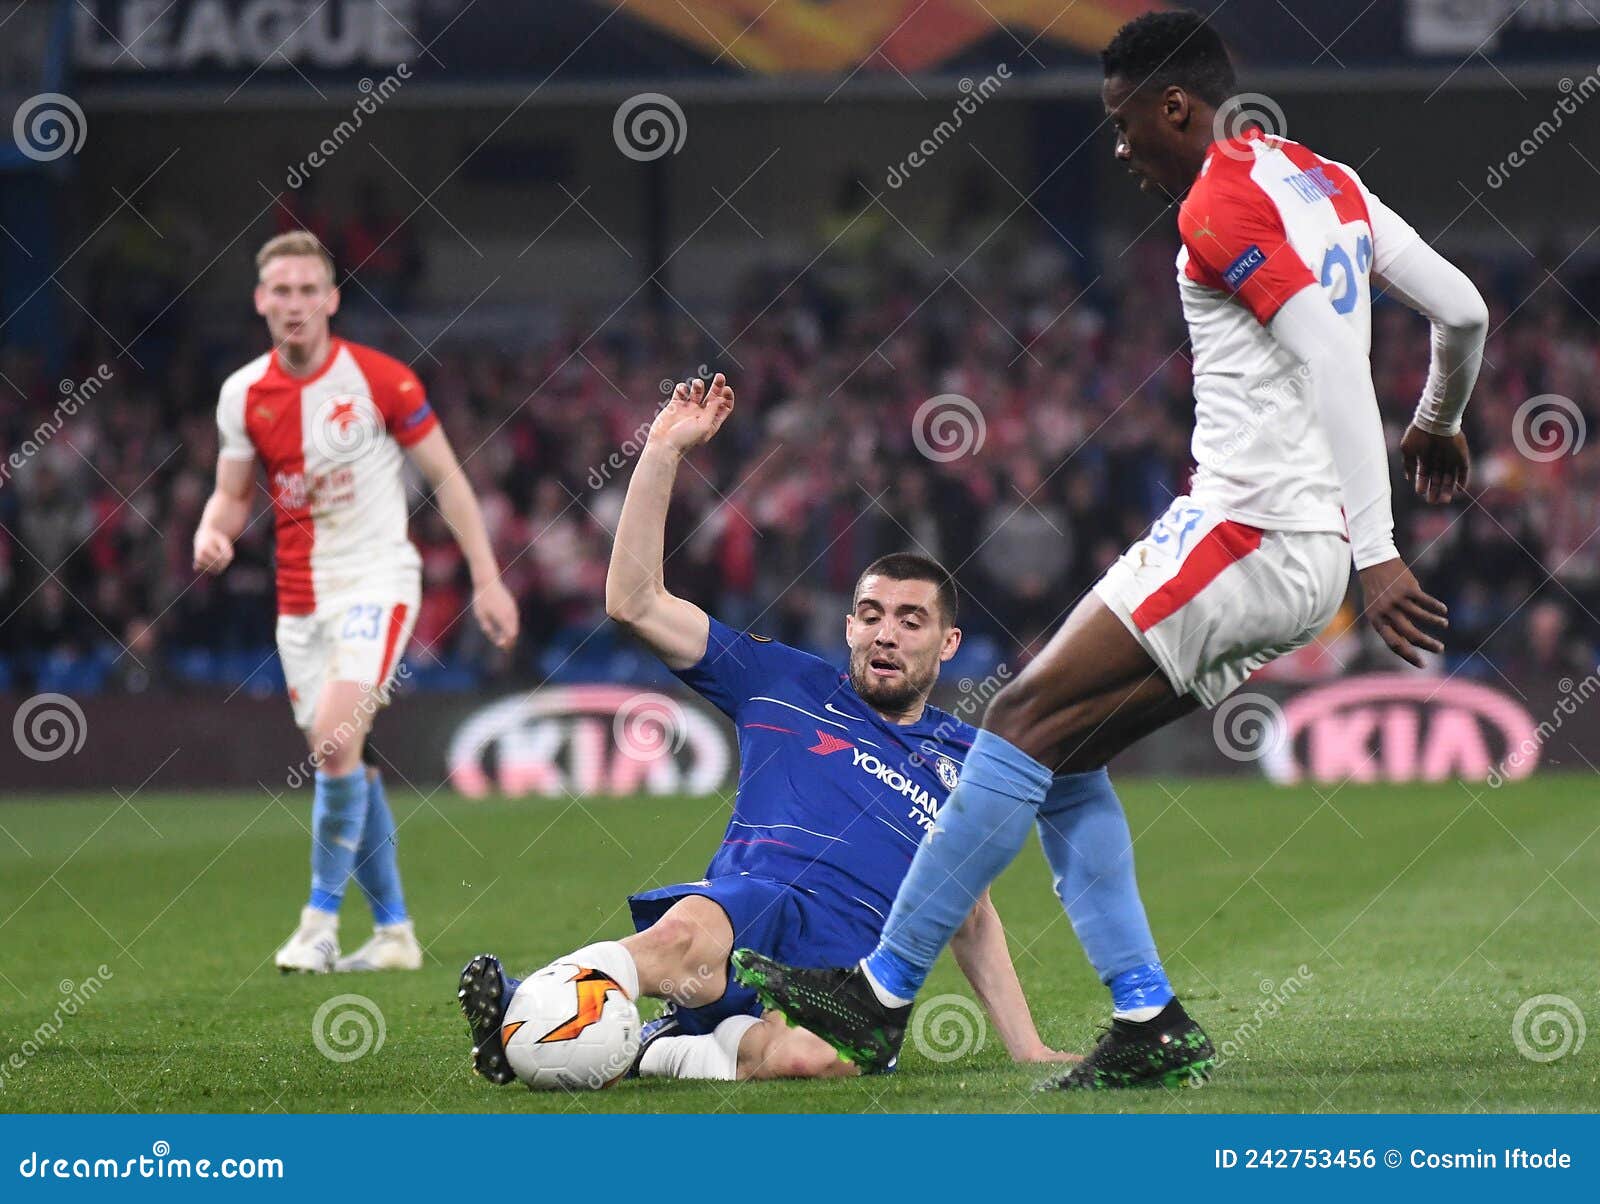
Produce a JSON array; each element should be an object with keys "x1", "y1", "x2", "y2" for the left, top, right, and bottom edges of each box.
[
  {"x1": 333, "y1": 837, "x2": 360, "y2": 851},
  {"x1": 824, "y1": 702, "x2": 864, "y2": 721}
]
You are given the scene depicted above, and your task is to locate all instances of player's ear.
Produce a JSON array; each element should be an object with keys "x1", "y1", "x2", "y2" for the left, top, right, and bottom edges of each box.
[
  {"x1": 253, "y1": 284, "x2": 267, "y2": 317},
  {"x1": 325, "y1": 285, "x2": 341, "y2": 318},
  {"x1": 1164, "y1": 84, "x2": 1191, "y2": 129},
  {"x1": 940, "y1": 625, "x2": 962, "y2": 662}
]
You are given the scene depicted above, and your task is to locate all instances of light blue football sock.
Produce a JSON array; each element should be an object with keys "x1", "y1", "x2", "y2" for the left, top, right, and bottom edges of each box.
[
  {"x1": 352, "y1": 769, "x2": 408, "y2": 926},
  {"x1": 1036, "y1": 768, "x2": 1173, "y2": 1015},
  {"x1": 865, "y1": 729, "x2": 1053, "y2": 1000},
  {"x1": 308, "y1": 767, "x2": 370, "y2": 914}
]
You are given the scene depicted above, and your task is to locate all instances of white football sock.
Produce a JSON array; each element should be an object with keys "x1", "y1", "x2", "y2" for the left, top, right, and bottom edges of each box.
[
  {"x1": 637, "y1": 1016, "x2": 760, "y2": 1081},
  {"x1": 565, "y1": 941, "x2": 640, "y2": 1000}
]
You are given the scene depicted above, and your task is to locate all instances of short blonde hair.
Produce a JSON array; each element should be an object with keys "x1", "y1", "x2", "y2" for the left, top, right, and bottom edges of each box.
[{"x1": 256, "y1": 231, "x2": 335, "y2": 280}]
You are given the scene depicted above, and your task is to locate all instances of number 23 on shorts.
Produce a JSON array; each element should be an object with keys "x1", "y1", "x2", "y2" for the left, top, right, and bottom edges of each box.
[{"x1": 340, "y1": 603, "x2": 383, "y2": 641}]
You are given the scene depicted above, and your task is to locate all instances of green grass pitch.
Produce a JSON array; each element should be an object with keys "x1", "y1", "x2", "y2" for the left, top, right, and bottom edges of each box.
[{"x1": 2, "y1": 777, "x2": 1596, "y2": 1113}]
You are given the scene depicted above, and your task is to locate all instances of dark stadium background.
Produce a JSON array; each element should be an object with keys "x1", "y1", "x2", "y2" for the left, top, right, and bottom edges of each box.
[{"x1": 3, "y1": 0, "x2": 1598, "y2": 793}]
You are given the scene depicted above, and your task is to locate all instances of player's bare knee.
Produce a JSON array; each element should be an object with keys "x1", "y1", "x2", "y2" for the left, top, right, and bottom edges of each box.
[
  {"x1": 759, "y1": 1036, "x2": 852, "y2": 1080},
  {"x1": 739, "y1": 1017, "x2": 854, "y2": 1081},
  {"x1": 982, "y1": 680, "x2": 1066, "y2": 763},
  {"x1": 630, "y1": 913, "x2": 695, "y2": 966},
  {"x1": 309, "y1": 725, "x2": 363, "y2": 776},
  {"x1": 754, "y1": 1049, "x2": 811, "y2": 1080},
  {"x1": 626, "y1": 914, "x2": 726, "y2": 1004}
]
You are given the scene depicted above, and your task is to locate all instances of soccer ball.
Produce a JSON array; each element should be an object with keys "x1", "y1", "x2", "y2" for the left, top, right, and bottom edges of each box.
[{"x1": 501, "y1": 961, "x2": 641, "y2": 1090}]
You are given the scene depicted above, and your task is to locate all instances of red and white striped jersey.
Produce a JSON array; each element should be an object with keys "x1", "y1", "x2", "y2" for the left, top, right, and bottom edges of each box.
[
  {"x1": 1175, "y1": 128, "x2": 1422, "y2": 537},
  {"x1": 216, "y1": 337, "x2": 438, "y2": 615}
]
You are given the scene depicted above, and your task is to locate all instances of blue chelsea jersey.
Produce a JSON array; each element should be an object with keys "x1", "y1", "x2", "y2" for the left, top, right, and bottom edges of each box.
[{"x1": 672, "y1": 617, "x2": 978, "y2": 932}]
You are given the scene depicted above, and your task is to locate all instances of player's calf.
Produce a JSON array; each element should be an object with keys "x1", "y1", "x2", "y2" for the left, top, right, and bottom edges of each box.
[
  {"x1": 738, "y1": 1013, "x2": 856, "y2": 1080},
  {"x1": 620, "y1": 895, "x2": 733, "y2": 1008}
]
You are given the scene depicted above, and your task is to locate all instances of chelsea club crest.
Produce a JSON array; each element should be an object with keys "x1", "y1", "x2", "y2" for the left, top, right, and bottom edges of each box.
[{"x1": 935, "y1": 755, "x2": 960, "y2": 792}]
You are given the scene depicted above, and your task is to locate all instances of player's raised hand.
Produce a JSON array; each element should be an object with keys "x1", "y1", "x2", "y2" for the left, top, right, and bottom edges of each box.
[
  {"x1": 1357, "y1": 557, "x2": 1448, "y2": 668},
  {"x1": 473, "y1": 578, "x2": 520, "y2": 650},
  {"x1": 1401, "y1": 423, "x2": 1471, "y2": 504},
  {"x1": 192, "y1": 527, "x2": 235, "y2": 575},
  {"x1": 648, "y1": 373, "x2": 735, "y2": 453}
]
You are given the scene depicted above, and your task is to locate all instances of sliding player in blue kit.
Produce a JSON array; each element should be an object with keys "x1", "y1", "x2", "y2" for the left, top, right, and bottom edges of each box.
[{"x1": 458, "y1": 374, "x2": 1075, "y2": 1083}]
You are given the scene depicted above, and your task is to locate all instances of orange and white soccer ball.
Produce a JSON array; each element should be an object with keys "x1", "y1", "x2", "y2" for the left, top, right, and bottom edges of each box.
[{"x1": 501, "y1": 962, "x2": 641, "y2": 1090}]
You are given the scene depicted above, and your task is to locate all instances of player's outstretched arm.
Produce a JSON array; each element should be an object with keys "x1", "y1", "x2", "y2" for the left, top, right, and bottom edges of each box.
[
  {"x1": 950, "y1": 890, "x2": 1078, "y2": 1064},
  {"x1": 605, "y1": 375, "x2": 733, "y2": 671},
  {"x1": 405, "y1": 428, "x2": 519, "y2": 650},
  {"x1": 193, "y1": 456, "x2": 253, "y2": 575},
  {"x1": 1369, "y1": 194, "x2": 1488, "y2": 504},
  {"x1": 1269, "y1": 287, "x2": 1448, "y2": 668}
]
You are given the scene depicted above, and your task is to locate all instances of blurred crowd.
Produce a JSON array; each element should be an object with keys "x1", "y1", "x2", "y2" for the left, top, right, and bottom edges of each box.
[{"x1": 2, "y1": 186, "x2": 1597, "y2": 699}]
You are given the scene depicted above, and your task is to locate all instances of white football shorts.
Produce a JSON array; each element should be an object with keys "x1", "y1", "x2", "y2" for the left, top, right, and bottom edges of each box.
[
  {"x1": 1092, "y1": 495, "x2": 1350, "y2": 708},
  {"x1": 275, "y1": 565, "x2": 421, "y2": 730}
]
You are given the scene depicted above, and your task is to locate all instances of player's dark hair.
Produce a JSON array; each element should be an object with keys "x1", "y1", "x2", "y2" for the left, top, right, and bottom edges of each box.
[
  {"x1": 1101, "y1": 9, "x2": 1236, "y2": 108},
  {"x1": 855, "y1": 552, "x2": 959, "y2": 626}
]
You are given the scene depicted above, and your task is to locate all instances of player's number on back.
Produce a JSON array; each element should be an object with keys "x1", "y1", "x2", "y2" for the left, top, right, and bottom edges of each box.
[
  {"x1": 341, "y1": 604, "x2": 382, "y2": 641},
  {"x1": 1320, "y1": 233, "x2": 1373, "y2": 315}
]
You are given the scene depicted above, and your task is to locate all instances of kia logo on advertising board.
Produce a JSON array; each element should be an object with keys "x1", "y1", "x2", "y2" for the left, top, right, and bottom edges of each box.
[
  {"x1": 1260, "y1": 674, "x2": 1541, "y2": 785},
  {"x1": 447, "y1": 685, "x2": 732, "y2": 799}
]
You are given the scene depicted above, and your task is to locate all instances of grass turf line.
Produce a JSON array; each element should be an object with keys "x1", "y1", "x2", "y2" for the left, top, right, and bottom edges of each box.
[{"x1": 0, "y1": 777, "x2": 1595, "y2": 1113}]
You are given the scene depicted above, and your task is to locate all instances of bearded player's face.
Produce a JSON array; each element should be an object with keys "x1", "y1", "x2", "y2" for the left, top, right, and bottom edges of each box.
[
  {"x1": 255, "y1": 255, "x2": 339, "y2": 361},
  {"x1": 845, "y1": 575, "x2": 960, "y2": 716}
]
